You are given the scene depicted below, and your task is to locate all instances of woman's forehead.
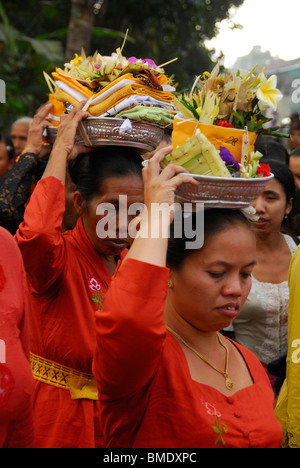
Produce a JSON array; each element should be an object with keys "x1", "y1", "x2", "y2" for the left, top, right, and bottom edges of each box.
[{"x1": 186, "y1": 224, "x2": 255, "y2": 262}]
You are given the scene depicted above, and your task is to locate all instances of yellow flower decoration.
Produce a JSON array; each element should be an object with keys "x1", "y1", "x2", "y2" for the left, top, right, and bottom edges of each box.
[
  {"x1": 197, "y1": 90, "x2": 220, "y2": 125},
  {"x1": 70, "y1": 53, "x2": 82, "y2": 67},
  {"x1": 256, "y1": 73, "x2": 282, "y2": 110},
  {"x1": 159, "y1": 74, "x2": 168, "y2": 85}
]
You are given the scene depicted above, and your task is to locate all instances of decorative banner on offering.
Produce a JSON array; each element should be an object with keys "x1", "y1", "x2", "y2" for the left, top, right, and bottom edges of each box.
[
  {"x1": 171, "y1": 62, "x2": 287, "y2": 171},
  {"x1": 172, "y1": 115, "x2": 258, "y2": 163}
]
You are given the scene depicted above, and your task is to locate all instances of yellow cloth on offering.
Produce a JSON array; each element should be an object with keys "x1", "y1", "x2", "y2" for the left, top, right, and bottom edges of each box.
[
  {"x1": 89, "y1": 84, "x2": 174, "y2": 116},
  {"x1": 47, "y1": 94, "x2": 65, "y2": 127},
  {"x1": 275, "y1": 246, "x2": 300, "y2": 447},
  {"x1": 171, "y1": 115, "x2": 257, "y2": 163},
  {"x1": 52, "y1": 69, "x2": 93, "y2": 99},
  {"x1": 53, "y1": 71, "x2": 174, "y2": 117}
]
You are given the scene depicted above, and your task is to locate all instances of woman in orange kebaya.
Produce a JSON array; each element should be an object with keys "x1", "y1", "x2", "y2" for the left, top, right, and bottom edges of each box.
[
  {"x1": 15, "y1": 103, "x2": 144, "y2": 447},
  {"x1": 94, "y1": 148, "x2": 283, "y2": 448}
]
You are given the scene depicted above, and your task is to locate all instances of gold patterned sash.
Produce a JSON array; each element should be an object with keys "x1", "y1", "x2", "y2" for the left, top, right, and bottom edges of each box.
[{"x1": 30, "y1": 353, "x2": 98, "y2": 400}]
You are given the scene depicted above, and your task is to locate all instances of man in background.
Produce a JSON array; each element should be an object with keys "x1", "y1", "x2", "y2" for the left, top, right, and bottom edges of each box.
[{"x1": 10, "y1": 117, "x2": 33, "y2": 158}]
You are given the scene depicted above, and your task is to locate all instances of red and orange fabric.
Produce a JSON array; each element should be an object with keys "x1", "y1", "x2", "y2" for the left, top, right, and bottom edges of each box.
[
  {"x1": 15, "y1": 176, "x2": 126, "y2": 448},
  {"x1": 94, "y1": 258, "x2": 283, "y2": 448},
  {"x1": 0, "y1": 227, "x2": 35, "y2": 448}
]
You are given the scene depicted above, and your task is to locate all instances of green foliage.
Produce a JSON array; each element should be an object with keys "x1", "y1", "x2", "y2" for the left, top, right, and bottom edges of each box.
[
  {"x1": 0, "y1": 0, "x2": 243, "y2": 131},
  {"x1": 93, "y1": 0, "x2": 243, "y2": 90}
]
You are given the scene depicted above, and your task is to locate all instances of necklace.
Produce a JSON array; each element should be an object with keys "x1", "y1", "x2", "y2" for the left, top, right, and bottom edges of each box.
[{"x1": 166, "y1": 325, "x2": 233, "y2": 391}]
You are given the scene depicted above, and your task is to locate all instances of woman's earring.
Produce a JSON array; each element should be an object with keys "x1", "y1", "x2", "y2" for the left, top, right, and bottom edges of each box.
[{"x1": 168, "y1": 279, "x2": 173, "y2": 288}]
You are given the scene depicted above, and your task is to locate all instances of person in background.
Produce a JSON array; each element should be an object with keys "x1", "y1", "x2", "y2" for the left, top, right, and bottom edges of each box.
[
  {"x1": 231, "y1": 160, "x2": 298, "y2": 395},
  {"x1": 283, "y1": 147, "x2": 300, "y2": 236},
  {"x1": 288, "y1": 147, "x2": 300, "y2": 188},
  {"x1": 254, "y1": 135, "x2": 289, "y2": 165},
  {"x1": 0, "y1": 134, "x2": 15, "y2": 177},
  {"x1": 10, "y1": 117, "x2": 33, "y2": 158},
  {"x1": 0, "y1": 227, "x2": 35, "y2": 448},
  {"x1": 0, "y1": 104, "x2": 52, "y2": 234},
  {"x1": 15, "y1": 102, "x2": 144, "y2": 448},
  {"x1": 93, "y1": 148, "x2": 282, "y2": 448},
  {"x1": 288, "y1": 118, "x2": 300, "y2": 153}
]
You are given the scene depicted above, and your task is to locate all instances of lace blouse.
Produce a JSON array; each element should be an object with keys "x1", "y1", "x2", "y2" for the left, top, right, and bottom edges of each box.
[
  {"x1": 0, "y1": 152, "x2": 38, "y2": 234},
  {"x1": 232, "y1": 234, "x2": 298, "y2": 364}
]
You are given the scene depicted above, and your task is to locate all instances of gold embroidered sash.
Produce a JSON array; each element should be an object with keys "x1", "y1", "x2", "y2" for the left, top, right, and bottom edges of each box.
[{"x1": 30, "y1": 353, "x2": 98, "y2": 400}]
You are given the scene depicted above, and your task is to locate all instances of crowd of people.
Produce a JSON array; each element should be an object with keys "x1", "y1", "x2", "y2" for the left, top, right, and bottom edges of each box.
[{"x1": 1, "y1": 100, "x2": 300, "y2": 448}]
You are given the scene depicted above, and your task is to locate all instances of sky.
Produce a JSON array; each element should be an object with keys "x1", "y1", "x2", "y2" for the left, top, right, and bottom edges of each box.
[{"x1": 205, "y1": 0, "x2": 300, "y2": 67}]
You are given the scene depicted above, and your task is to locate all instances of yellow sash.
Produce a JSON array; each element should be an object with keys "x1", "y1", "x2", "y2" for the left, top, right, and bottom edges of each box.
[{"x1": 30, "y1": 353, "x2": 98, "y2": 400}]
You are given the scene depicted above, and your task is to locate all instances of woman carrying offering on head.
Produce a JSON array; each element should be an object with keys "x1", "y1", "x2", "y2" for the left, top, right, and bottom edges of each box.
[
  {"x1": 15, "y1": 102, "x2": 144, "y2": 448},
  {"x1": 93, "y1": 147, "x2": 283, "y2": 448},
  {"x1": 231, "y1": 161, "x2": 297, "y2": 395}
]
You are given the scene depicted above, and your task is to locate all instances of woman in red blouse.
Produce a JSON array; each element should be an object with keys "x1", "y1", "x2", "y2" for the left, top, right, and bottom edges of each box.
[
  {"x1": 94, "y1": 147, "x2": 283, "y2": 448},
  {"x1": 0, "y1": 227, "x2": 35, "y2": 448},
  {"x1": 15, "y1": 103, "x2": 144, "y2": 447}
]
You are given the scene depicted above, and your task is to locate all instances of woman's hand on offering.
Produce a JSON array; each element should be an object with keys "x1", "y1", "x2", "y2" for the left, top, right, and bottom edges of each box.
[
  {"x1": 125, "y1": 147, "x2": 199, "y2": 267},
  {"x1": 53, "y1": 101, "x2": 92, "y2": 161},
  {"x1": 23, "y1": 102, "x2": 53, "y2": 157},
  {"x1": 42, "y1": 102, "x2": 91, "y2": 184},
  {"x1": 142, "y1": 144, "x2": 199, "y2": 222}
]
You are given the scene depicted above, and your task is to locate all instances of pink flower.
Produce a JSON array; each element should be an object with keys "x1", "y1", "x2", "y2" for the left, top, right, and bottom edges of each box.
[
  {"x1": 128, "y1": 56, "x2": 156, "y2": 68},
  {"x1": 142, "y1": 58, "x2": 157, "y2": 68},
  {"x1": 88, "y1": 275, "x2": 101, "y2": 291},
  {"x1": 205, "y1": 402, "x2": 221, "y2": 418}
]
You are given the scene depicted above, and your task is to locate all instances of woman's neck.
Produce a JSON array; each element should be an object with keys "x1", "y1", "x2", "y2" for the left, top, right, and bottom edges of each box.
[
  {"x1": 101, "y1": 254, "x2": 118, "y2": 275},
  {"x1": 254, "y1": 230, "x2": 284, "y2": 252},
  {"x1": 164, "y1": 302, "x2": 219, "y2": 351}
]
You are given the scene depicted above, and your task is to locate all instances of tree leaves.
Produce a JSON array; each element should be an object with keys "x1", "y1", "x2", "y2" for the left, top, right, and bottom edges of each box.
[{"x1": 0, "y1": 0, "x2": 244, "y2": 129}]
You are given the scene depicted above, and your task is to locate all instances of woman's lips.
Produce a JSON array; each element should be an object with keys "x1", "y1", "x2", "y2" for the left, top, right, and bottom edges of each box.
[
  {"x1": 106, "y1": 239, "x2": 128, "y2": 249},
  {"x1": 216, "y1": 304, "x2": 239, "y2": 319},
  {"x1": 252, "y1": 218, "x2": 268, "y2": 227}
]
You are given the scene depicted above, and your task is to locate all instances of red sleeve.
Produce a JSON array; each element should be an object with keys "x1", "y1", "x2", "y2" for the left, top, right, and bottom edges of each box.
[
  {"x1": 15, "y1": 176, "x2": 66, "y2": 294},
  {"x1": 94, "y1": 258, "x2": 169, "y2": 399}
]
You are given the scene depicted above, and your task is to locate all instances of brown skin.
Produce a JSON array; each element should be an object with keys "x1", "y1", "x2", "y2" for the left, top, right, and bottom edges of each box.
[
  {"x1": 125, "y1": 147, "x2": 257, "y2": 397},
  {"x1": 0, "y1": 142, "x2": 14, "y2": 177},
  {"x1": 22, "y1": 103, "x2": 53, "y2": 158},
  {"x1": 72, "y1": 175, "x2": 144, "y2": 259},
  {"x1": 10, "y1": 122, "x2": 30, "y2": 157},
  {"x1": 251, "y1": 177, "x2": 293, "y2": 284},
  {"x1": 43, "y1": 102, "x2": 144, "y2": 273},
  {"x1": 62, "y1": 171, "x2": 79, "y2": 232},
  {"x1": 289, "y1": 129, "x2": 300, "y2": 152},
  {"x1": 165, "y1": 224, "x2": 256, "y2": 395},
  {"x1": 289, "y1": 155, "x2": 300, "y2": 189}
]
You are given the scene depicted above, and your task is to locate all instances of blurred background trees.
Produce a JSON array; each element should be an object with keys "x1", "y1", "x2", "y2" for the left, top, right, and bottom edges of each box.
[{"x1": 0, "y1": 0, "x2": 243, "y2": 130}]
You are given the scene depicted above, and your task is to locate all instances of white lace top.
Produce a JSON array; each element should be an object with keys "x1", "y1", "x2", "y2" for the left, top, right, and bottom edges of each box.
[{"x1": 232, "y1": 234, "x2": 298, "y2": 364}]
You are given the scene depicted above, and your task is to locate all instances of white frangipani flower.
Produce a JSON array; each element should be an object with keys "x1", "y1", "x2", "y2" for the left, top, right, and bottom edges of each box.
[{"x1": 257, "y1": 73, "x2": 283, "y2": 110}]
